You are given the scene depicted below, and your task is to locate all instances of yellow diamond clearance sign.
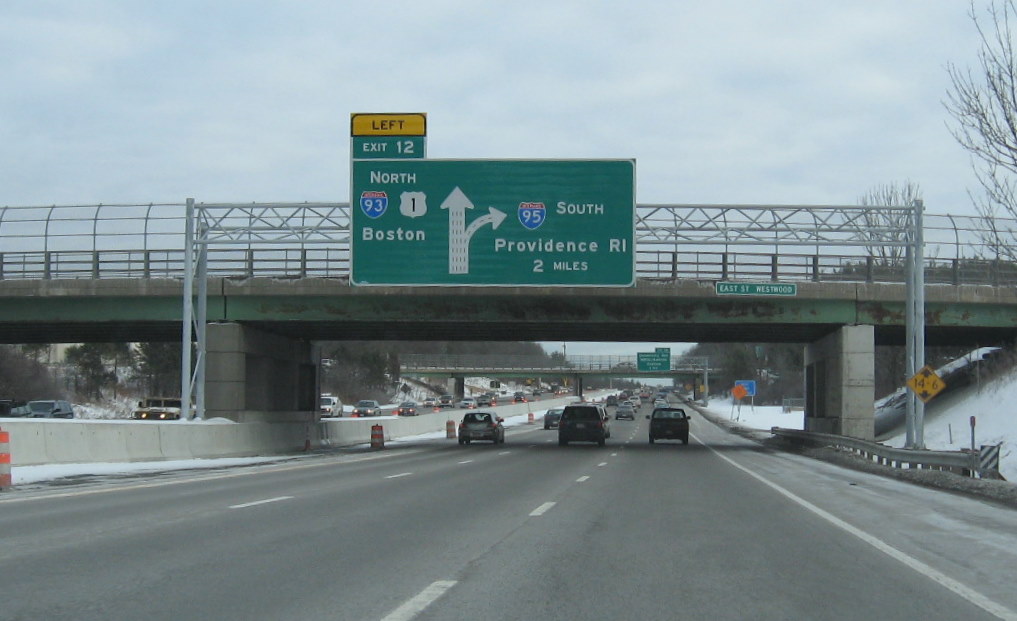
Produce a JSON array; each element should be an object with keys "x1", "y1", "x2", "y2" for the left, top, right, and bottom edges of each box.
[{"x1": 906, "y1": 365, "x2": 946, "y2": 403}]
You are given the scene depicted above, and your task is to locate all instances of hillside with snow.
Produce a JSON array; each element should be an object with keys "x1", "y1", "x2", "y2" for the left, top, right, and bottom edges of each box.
[{"x1": 715, "y1": 364, "x2": 1016, "y2": 481}]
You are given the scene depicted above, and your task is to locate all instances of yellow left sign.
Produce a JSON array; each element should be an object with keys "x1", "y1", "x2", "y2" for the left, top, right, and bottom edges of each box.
[{"x1": 351, "y1": 113, "x2": 427, "y2": 136}]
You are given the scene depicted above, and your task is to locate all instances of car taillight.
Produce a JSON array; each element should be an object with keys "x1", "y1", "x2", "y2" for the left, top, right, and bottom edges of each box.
[{"x1": 489, "y1": 422, "x2": 496, "y2": 428}]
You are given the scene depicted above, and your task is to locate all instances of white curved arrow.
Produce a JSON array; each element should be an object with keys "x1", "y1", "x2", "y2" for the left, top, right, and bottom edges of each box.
[{"x1": 442, "y1": 186, "x2": 507, "y2": 275}]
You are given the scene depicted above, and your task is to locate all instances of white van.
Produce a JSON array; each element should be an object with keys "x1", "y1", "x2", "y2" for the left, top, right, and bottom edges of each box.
[{"x1": 320, "y1": 395, "x2": 342, "y2": 417}]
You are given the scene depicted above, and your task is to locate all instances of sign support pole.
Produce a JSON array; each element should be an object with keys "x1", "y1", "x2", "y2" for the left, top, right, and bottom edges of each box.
[
  {"x1": 181, "y1": 198, "x2": 194, "y2": 420},
  {"x1": 913, "y1": 200, "x2": 926, "y2": 448}
]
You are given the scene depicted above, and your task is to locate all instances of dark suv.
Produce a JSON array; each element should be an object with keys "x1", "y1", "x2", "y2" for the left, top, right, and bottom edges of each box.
[
  {"x1": 647, "y1": 407, "x2": 690, "y2": 445},
  {"x1": 558, "y1": 404, "x2": 609, "y2": 447}
]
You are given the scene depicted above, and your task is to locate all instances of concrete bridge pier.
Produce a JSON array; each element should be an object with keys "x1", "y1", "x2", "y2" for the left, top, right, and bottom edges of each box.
[
  {"x1": 206, "y1": 322, "x2": 318, "y2": 422},
  {"x1": 804, "y1": 325, "x2": 875, "y2": 440}
]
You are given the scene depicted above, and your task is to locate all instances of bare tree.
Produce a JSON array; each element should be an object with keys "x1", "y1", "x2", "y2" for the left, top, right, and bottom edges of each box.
[
  {"x1": 945, "y1": 1, "x2": 1017, "y2": 259},
  {"x1": 858, "y1": 181, "x2": 922, "y2": 265}
]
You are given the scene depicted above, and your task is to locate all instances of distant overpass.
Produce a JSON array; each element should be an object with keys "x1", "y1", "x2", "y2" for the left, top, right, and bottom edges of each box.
[{"x1": 398, "y1": 354, "x2": 714, "y2": 378}]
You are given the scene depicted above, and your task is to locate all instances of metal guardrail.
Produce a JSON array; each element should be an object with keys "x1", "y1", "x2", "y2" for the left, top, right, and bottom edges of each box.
[{"x1": 770, "y1": 427, "x2": 980, "y2": 477}]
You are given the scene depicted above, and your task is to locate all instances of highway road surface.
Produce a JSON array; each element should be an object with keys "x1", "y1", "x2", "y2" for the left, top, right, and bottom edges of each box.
[{"x1": 3, "y1": 409, "x2": 1017, "y2": 621}]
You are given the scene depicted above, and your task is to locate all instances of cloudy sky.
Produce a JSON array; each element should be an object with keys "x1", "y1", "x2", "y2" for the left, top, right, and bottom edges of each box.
[{"x1": 0, "y1": 1, "x2": 992, "y2": 355}]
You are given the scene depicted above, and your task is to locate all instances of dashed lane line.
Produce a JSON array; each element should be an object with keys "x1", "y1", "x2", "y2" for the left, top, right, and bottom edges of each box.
[
  {"x1": 529, "y1": 502, "x2": 556, "y2": 516},
  {"x1": 385, "y1": 472, "x2": 413, "y2": 479},
  {"x1": 577, "y1": 476, "x2": 590, "y2": 482},
  {"x1": 379, "y1": 580, "x2": 457, "y2": 621},
  {"x1": 229, "y1": 496, "x2": 293, "y2": 509}
]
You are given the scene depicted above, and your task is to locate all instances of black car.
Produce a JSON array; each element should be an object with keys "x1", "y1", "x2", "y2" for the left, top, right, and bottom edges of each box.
[
  {"x1": 0, "y1": 400, "x2": 30, "y2": 417},
  {"x1": 395, "y1": 401, "x2": 418, "y2": 416},
  {"x1": 513, "y1": 391, "x2": 528, "y2": 403},
  {"x1": 648, "y1": 407, "x2": 690, "y2": 444},
  {"x1": 605, "y1": 395, "x2": 618, "y2": 407},
  {"x1": 558, "y1": 404, "x2": 609, "y2": 447},
  {"x1": 458, "y1": 411, "x2": 505, "y2": 445}
]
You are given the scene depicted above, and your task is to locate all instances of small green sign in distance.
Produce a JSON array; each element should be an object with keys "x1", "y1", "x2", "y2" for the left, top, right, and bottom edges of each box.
[
  {"x1": 351, "y1": 159, "x2": 635, "y2": 286},
  {"x1": 715, "y1": 282, "x2": 798, "y2": 296}
]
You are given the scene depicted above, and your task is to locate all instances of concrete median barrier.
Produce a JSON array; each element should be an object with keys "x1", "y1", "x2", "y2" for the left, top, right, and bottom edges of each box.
[{"x1": 0, "y1": 394, "x2": 595, "y2": 467}]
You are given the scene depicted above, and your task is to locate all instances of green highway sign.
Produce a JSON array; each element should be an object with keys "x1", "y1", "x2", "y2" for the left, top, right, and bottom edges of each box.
[
  {"x1": 352, "y1": 136, "x2": 425, "y2": 159},
  {"x1": 715, "y1": 282, "x2": 798, "y2": 296},
  {"x1": 637, "y1": 352, "x2": 670, "y2": 372},
  {"x1": 351, "y1": 159, "x2": 635, "y2": 286}
]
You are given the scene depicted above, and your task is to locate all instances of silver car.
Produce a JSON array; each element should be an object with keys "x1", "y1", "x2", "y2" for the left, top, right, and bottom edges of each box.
[
  {"x1": 27, "y1": 400, "x2": 74, "y2": 419},
  {"x1": 458, "y1": 411, "x2": 505, "y2": 444}
]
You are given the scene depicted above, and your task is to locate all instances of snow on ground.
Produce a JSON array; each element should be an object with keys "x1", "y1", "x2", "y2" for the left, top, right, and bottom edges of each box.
[
  {"x1": 11, "y1": 456, "x2": 299, "y2": 485},
  {"x1": 708, "y1": 370, "x2": 1017, "y2": 481},
  {"x1": 885, "y1": 369, "x2": 1017, "y2": 481},
  {"x1": 702, "y1": 400, "x2": 805, "y2": 434}
]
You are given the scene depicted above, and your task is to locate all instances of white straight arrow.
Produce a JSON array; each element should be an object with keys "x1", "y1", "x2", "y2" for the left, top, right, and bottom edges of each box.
[{"x1": 441, "y1": 186, "x2": 507, "y2": 275}]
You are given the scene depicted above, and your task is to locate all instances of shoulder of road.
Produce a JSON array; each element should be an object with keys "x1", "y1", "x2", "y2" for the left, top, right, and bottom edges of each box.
[{"x1": 688, "y1": 401, "x2": 1017, "y2": 510}]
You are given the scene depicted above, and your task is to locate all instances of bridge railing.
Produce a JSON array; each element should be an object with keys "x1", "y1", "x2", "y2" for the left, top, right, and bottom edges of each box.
[
  {"x1": 399, "y1": 354, "x2": 711, "y2": 373},
  {"x1": 4, "y1": 246, "x2": 1013, "y2": 287},
  {"x1": 3, "y1": 201, "x2": 1017, "y2": 287}
]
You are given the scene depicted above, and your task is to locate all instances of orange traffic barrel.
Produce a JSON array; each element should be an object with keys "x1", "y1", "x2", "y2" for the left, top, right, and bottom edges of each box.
[
  {"x1": 446, "y1": 420, "x2": 456, "y2": 439},
  {"x1": 370, "y1": 424, "x2": 384, "y2": 449},
  {"x1": 527, "y1": 411, "x2": 535, "y2": 424},
  {"x1": 0, "y1": 427, "x2": 11, "y2": 490}
]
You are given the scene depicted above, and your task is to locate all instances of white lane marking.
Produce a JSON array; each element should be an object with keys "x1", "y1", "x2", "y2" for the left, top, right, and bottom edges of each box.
[
  {"x1": 380, "y1": 580, "x2": 457, "y2": 621},
  {"x1": 385, "y1": 472, "x2": 413, "y2": 479},
  {"x1": 698, "y1": 434, "x2": 1017, "y2": 621},
  {"x1": 610, "y1": 452, "x2": 618, "y2": 457},
  {"x1": 229, "y1": 496, "x2": 293, "y2": 509},
  {"x1": 597, "y1": 462, "x2": 607, "y2": 467},
  {"x1": 577, "y1": 476, "x2": 590, "y2": 482},
  {"x1": 457, "y1": 460, "x2": 473, "y2": 464},
  {"x1": 498, "y1": 451, "x2": 511, "y2": 455},
  {"x1": 529, "y1": 502, "x2": 556, "y2": 516}
]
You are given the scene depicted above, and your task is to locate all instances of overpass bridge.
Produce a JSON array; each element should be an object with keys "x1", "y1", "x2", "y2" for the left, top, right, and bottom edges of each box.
[{"x1": 1, "y1": 200, "x2": 1016, "y2": 441}]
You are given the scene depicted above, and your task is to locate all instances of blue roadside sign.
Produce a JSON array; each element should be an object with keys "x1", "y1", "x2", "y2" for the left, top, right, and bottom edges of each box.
[{"x1": 735, "y1": 380, "x2": 757, "y2": 397}]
